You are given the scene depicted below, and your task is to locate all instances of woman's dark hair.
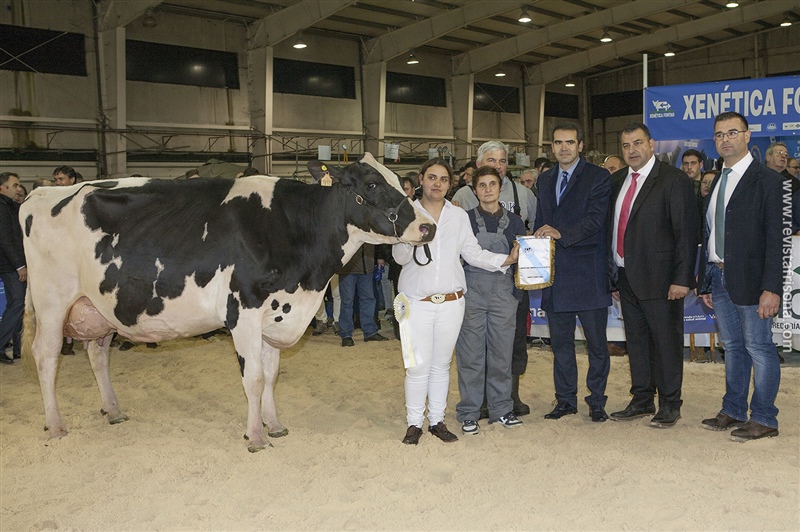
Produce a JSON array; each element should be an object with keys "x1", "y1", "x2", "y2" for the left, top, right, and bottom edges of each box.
[
  {"x1": 418, "y1": 158, "x2": 454, "y2": 182},
  {"x1": 472, "y1": 165, "x2": 502, "y2": 188}
]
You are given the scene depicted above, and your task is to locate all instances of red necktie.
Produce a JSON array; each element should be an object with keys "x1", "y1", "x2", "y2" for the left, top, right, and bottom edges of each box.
[{"x1": 616, "y1": 172, "x2": 640, "y2": 258}]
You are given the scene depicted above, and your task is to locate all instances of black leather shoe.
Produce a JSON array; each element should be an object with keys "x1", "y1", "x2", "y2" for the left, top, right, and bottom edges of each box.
[
  {"x1": 702, "y1": 412, "x2": 745, "y2": 431},
  {"x1": 590, "y1": 406, "x2": 608, "y2": 422},
  {"x1": 428, "y1": 422, "x2": 458, "y2": 443},
  {"x1": 609, "y1": 402, "x2": 656, "y2": 421},
  {"x1": 402, "y1": 426, "x2": 423, "y2": 445},
  {"x1": 0, "y1": 356, "x2": 13, "y2": 365},
  {"x1": 544, "y1": 402, "x2": 578, "y2": 420},
  {"x1": 730, "y1": 421, "x2": 779, "y2": 442},
  {"x1": 650, "y1": 405, "x2": 681, "y2": 428},
  {"x1": 118, "y1": 341, "x2": 134, "y2": 351},
  {"x1": 365, "y1": 333, "x2": 390, "y2": 342},
  {"x1": 341, "y1": 337, "x2": 355, "y2": 347}
]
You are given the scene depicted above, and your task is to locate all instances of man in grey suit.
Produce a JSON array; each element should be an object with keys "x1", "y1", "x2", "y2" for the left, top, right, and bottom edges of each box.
[
  {"x1": 533, "y1": 122, "x2": 612, "y2": 422},
  {"x1": 608, "y1": 123, "x2": 700, "y2": 428}
]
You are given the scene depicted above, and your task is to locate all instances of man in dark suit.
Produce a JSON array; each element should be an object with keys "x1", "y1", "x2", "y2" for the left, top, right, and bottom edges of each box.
[
  {"x1": 533, "y1": 122, "x2": 612, "y2": 422},
  {"x1": 608, "y1": 123, "x2": 700, "y2": 428},
  {"x1": 698, "y1": 111, "x2": 786, "y2": 441},
  {"x1": 0, "y1": 172, "x2": 28, "y2": 364}
]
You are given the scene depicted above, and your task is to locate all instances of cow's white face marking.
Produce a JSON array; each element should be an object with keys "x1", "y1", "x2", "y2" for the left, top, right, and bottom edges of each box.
[
  {"x1": 202, "y1": 223, "x2": 208, "y2": 241},
  {"x1": 360, "y1": 152, "x2": 406, "y2": 195}
]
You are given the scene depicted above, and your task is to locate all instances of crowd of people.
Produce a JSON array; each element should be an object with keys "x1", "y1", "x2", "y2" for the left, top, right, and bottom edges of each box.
[{"x1": 1, "y1": 111, "x2": 793, "y2": 447}]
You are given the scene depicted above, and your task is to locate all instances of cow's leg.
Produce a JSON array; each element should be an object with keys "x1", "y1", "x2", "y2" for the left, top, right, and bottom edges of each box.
[
  {"x1": 260, "y1": 342, "x2": 288, "y2": 437},
  {"x1": 230, "y1": 319, "x2": 271, "y2": 452},
  {"x1": 86, "y1": 334, "x2": 128, "y2": 424},
  {"x1": 31, "y1": 317, "x2": 68, "y2": 438}
]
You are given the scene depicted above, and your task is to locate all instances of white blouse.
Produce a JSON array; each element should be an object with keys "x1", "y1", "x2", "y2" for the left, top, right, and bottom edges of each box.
[{"x1": 393, "y1": 200, "x2": 509, "y2": 301}]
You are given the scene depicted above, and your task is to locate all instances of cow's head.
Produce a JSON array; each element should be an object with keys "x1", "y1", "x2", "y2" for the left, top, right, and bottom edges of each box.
[{"x1": 308, "y1": 153, "x2": 435, "y2": 244}]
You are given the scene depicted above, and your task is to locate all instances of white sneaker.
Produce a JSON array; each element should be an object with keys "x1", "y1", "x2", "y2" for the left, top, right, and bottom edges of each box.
[
  {"x1": 496, "y1": 412, "x2": 523, "y2": 428},
  {"x1": 461, "y1": 420, "x2": 479, "y2": 435}
]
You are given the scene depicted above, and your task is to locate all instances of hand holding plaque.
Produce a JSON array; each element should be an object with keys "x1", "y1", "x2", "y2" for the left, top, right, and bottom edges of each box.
[{"x1": 515, "y1": 236, "x2": 555, "y2": 290}]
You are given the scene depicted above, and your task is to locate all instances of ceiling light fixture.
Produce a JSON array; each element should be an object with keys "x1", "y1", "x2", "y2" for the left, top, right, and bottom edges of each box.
[
  {"x1": 406, "y1": 53, "x2": 419, "y2": 65},
  {"x1": 495, "y1": 68, "x2": 506, "y2": 77},
  {"x1": 780, "y1": 15, "x2": 792, "y2": 27},
  {"x1": 725, "y1": 2, "x2": 739, "y2": 8},
  {"x1": 565, "y1": 79, "x2": 576, "y2": 87},
  {"x1": 664, "y1": 46, "x2": 676, "y2": 57},
  {"x1": 518, "y1": 8, "x2": 532, "y2": 24},
  {"x1": 600, "y1": 30, "x2": 612, "y2": 43},
  {"x1": 292, "y1": 33, "x2": 307, "y2": 49},
  {"x1": 142, "y1": 8, "x2": 157, "y2": 28}
]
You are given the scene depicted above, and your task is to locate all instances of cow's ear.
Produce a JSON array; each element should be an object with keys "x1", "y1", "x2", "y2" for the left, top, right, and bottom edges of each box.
[{"x1": 308, "y1": 161, "x2": 341, "y2": 187}]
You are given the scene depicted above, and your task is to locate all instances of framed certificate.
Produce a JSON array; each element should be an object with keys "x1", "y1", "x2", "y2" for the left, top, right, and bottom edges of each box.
[{"x1": 515, "y1": 236, "x2": 555, "y2": 290}]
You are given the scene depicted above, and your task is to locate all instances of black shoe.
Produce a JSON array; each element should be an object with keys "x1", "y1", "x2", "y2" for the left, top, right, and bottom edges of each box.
[
  {"x1": 478, "y1": 406, "x2": 489, "y2": 420},
  {"x1": 12, "y1": 353, "x2": 20, "y2": 359},
  {"x1": 402, "y1": 426, "x2": 423, "y2": 445},
  {"x1": 365, "y1": 333, "x2": 390, "y2": 342},
  {"x1": 590, "y1": 406, "x2": 608, "y2": 423},
  {"x1": 0, "y1": 356, "x2": 13, "y2": 365},
  {"x1": 650, "y1": 405, "x2": 681, "y2": 428},
  {"x1": 341, "y1": 337, "x2": 355, "y2": 347},
  {"x1": 146, "y1": 343, "x2": 157, "y2": 349},
  {"x1": 428, "y1": 422, "x2": 458, "y2": 443},
  {"x1": 118, "y1": 341, "x2": 134, "y2": 351},
  {"x1": 778, "y1": 353, "x2": 785, "y2": 364},
  {"x1": 609, "y1": 402, "x2": 656, "y2": 421},
  {"x1": 544, "y1": 402, "x2": 578, "y2": 420},
  {"x1": 702, "y1": 412, "x2": 745, "y2": 431},
  {"x1": 61, "y1": 340, "x2": 75, "y2": 356}
]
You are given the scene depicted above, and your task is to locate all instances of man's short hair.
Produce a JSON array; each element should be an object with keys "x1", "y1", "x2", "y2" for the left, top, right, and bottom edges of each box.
[
  {"x1": 621, "y1": 122, "x2": 652, "y2": 140},
  {"x1": 32, "y1": 178, "x2": 51, "y2": 189},
  {"x1": 682, "y1": 149, "x2": 702, "y2": 162},
  {"x1": 552, "y1": 121, "x2": 583, "y2": 143},
  {"x1": 766, "y1": 142, "x2": 787, "y2": 157},
  {"x1": 604, "y1": 155, "x2": 624, "y2": 166},
  {"x1": 533, "y1": 157, "x2": 549, "y2": 169},
  {"x1": 52, "y1": 165, "x2": 77, "y2": 179},
  {"x1": 476, "y1": 141, "x2": 509, "y2": 165},
  {"x1": 714, "y1": 111, "x2": 748, "y2": 130},
  {"x1": 0, "y1": 171, "x2": 19, "y2": 187}
]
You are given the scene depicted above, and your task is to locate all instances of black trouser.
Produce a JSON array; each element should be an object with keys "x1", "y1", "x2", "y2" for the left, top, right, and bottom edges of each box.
[{"x1": 511, "y1": 291, "x2": 529, "y2": 376}]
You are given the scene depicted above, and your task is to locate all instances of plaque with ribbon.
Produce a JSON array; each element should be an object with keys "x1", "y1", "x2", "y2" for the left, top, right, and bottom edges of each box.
[{"x1": 515, "y1": 236, "x2": 555, "y2": 290}]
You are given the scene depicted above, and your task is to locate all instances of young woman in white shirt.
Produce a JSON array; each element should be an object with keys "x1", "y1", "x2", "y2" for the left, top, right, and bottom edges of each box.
[{"x1": 393, "y1": 159, "x2": 518, "y2": 445}]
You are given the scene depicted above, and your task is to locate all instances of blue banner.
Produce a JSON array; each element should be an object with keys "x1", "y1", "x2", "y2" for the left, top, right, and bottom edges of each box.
[{"x1": 645, "y1": 76, "x2": 800, "y2": 140}]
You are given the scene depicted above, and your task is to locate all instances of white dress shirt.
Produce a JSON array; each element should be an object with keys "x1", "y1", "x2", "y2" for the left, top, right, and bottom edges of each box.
[
  {"x1": 706, "y1": 152, "x2": 752, "y2": 263},
  {"x1": 613, "y1": 154, "x2": 656, "y2": 268},
  {"x1": 393, "y1": 200, "x2": 509, "y2": 301}
]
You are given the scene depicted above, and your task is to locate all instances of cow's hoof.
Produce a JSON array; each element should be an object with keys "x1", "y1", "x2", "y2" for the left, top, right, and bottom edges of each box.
[
  {"x1": 268, "y1": 428, "x2": 289, "y2": 438},
  {"x1": 45, "y1": 427, "x2": 68, "y2": 439},
  {"x1": 101, "y1": 409, "x2": 129, "y2": 424},
  {"x1": 243, "y1": 433, "x2": 273, "y2": 452}
]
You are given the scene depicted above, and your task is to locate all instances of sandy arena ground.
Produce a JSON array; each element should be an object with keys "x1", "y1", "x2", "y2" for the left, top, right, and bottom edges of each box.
[{"x1": 1, "y1": 324, "x2": 798, "y2": 531}]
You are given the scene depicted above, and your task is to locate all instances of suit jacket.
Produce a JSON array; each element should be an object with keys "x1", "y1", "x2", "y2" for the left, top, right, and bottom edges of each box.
[
  {"x1": 534, "y1": 157, "x2": 612, "y2": 312},
  {"x1": 608, "y1": 159, "x2": 700, "y2": 301},
  {"x1": 0, "y1": 194, "x2": 25, "y2": 274},
  {"x1": 697, "y1": 159, "x2": 786, "y2": 306}
]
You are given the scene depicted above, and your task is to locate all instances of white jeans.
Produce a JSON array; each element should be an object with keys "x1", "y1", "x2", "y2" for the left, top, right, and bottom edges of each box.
[{"x1": 404, "y1": 297, "x2": 466, "y2": 427}]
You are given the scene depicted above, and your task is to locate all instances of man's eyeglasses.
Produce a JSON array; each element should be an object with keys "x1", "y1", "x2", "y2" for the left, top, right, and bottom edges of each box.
[
  {"x1": 789, "y1": 165, "x2": 800, "y2": 170},
  {"x1": 713, "y1": 130, "x2": 748, "y2": 141}
]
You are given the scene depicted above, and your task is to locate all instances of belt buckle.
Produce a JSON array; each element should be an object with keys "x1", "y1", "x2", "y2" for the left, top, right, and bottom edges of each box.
[{"x1": 430, "y1": 293, "x2": 446, "y2": 304}]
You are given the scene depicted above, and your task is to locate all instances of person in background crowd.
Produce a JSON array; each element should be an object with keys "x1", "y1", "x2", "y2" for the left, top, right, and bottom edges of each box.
[
  {"x1": 0, "y1": 172, "x2": 27, "y2": 364},
  {"x1": 53, "y1": 165, "x2": 77, "y2": 186},
  {"x1": 14, "y1": 184, "x2": 26, "y2": 204},
  {"x1": 518, "y1": 168, "x2": 538, "y2": 195},
  {"x1": 338, "y1": 243, "x2": 389, "y2": 347},
  {"x1": 539, "y1": 160, "x2": 554, "y2": 173},
  {"x1": 455, "y1": 165, "x2": 526, "y2": 435},
  {"x1": 681, "y1": 149, "x2": 704, "y2": 196},
  {"x1": 394, "y1": 158, "x2": 518, "y2": 445},
  {"x1": 786, "y1": 157, "x2": 799, "y2": 180},
  {"x1": 700, "y1": 170, "x2": 718, "y2": 199},
  {"x1": 533, "y1": 157, "x2": 550, "y2": 174},
  {"x1": 32, "y1": 178, "x2": 52, "y2": 189},
  {"x1": 608, "y1": 122, "x2": 700, "y2": 428},
  {"x1": 452, "y1": 141, "x2": 537, "y2": 418},
  {"x1": 533, "y1": 122, "x2": 612, "y2": 423},
  {"x1": 603, "y1": 155, "x2": 625, "y2": 175},
  {"x1": 765, "y1": 142, "x2": 789, "y2": 178},
  {"x1": 699, "y1": 111, "x2": 786, "y2": 442}
]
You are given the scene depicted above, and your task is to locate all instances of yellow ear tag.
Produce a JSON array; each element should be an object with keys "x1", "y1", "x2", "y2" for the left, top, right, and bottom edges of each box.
[{"x1": 320, "y1": 166, "x2": 332, "y2": 187}]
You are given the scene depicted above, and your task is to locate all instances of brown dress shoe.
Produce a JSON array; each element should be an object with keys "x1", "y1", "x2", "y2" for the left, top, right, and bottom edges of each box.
[
  {"x1": 607, "y1": 342, "x2": 627, "y2": 356},
  {"x1": 701, "y1": 412, "x2": 745, "y2": 431},
  {"x1": 428, "y1": 422, "x2": 458, "y2": 443},
  {"x1": 730, "y1": 421, "x2": 779, "y2": 442},
  {"x1": 402, "y1": 426, "x2": 423, "y2": 445}
]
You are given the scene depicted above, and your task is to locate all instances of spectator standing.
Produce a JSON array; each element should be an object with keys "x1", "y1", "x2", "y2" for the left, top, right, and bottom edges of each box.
[
  {"x1": 338, "y1": 244, "x2": 389, "y2": 346},
  {"x1": 0, "y1": 172, "x2": 27, "y2": 364}
]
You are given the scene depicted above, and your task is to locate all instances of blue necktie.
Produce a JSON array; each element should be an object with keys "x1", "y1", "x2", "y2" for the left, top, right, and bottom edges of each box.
[
  {"x1": 558, "y1": 171, "x2": 569, "y2": 204},
  {"x1": 714, "y1": 168, "x2": 732, "y2": 258}
]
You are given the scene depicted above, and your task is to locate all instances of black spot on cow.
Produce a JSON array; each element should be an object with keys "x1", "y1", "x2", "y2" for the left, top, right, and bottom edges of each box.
[
  {"x1": 282, "y1": 303, "x2": 291, "y2": 314},
  {"x1": 236, "y1": 352, "x2": 245, "y2": 377},
  {"x1": 78, "y1": 161, "x2": 418, "y2": 327},
  {"x1": 275, "y1": 316, "x2": 283, "y2": 322},
  {"x1": 51, "y1": 181, "x2": 120, "y2": 217},
  {"x1": 25, "y1": 215, "x2": 33, "y2": 237},
  {"x1": 226, "y1": 294, "x2": 240, "y2": 330}
]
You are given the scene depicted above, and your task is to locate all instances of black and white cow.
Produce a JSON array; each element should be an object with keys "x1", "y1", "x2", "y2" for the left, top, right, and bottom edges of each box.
[{"x1": 20, "y1": 153, "x2": 434, "y2": 451}]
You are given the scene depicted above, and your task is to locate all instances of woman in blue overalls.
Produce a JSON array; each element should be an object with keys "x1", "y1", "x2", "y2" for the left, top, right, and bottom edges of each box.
[{"x1": 455, "y1": 166, "x2": 526, "y2": 435}]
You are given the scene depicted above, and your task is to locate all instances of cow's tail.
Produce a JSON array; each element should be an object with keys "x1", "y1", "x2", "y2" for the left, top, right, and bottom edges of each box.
[{"x1": 21, "y1": 284, "x2": 38, "y2": 376}]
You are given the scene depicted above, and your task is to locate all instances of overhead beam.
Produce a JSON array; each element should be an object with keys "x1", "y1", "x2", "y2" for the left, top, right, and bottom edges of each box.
[
  {"x1": 98, "y1": 0, "x2": 162, "y2": 31},
  {"x1": 363, "y1": 0, "x2": 527, "y2": 64},
  {"x1": 452, "y1": 0, "x2": 699, "y2": 76},
  {"x1": 525, "y1": 0, "x2": 799, "y2": 85},
  {"x1": 259, "y1": 0, "x2": 355, "y2": 47}
]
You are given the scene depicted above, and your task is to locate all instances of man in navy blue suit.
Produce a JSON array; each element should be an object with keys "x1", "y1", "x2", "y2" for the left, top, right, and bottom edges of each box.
[
  {"x1": 698, "y1": 111, "x2": 786, "y2": 441},
  {"x1": 533, "y1": 122, "x2": 612, "y2": 422}
]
